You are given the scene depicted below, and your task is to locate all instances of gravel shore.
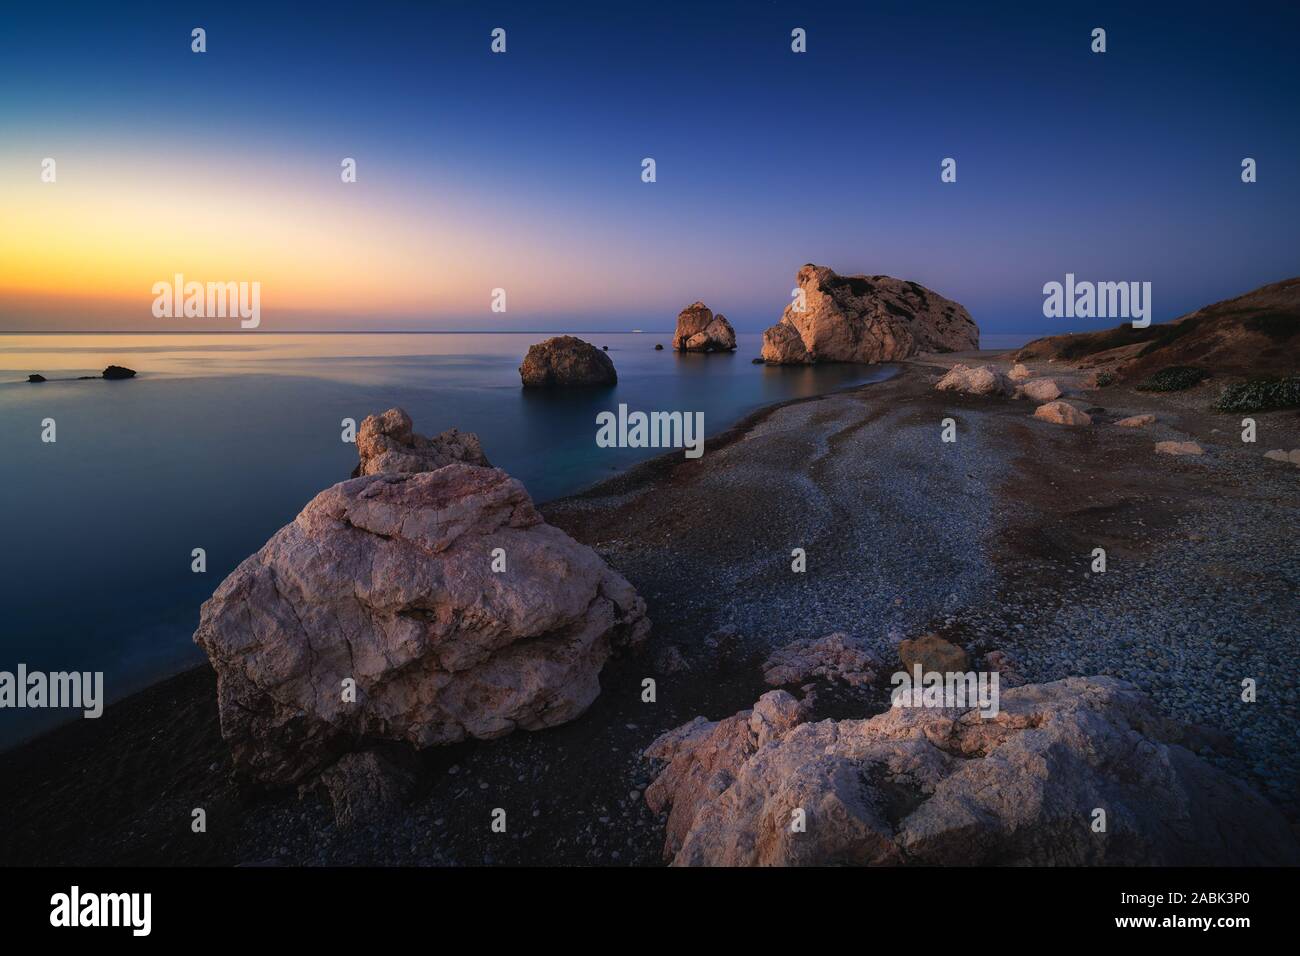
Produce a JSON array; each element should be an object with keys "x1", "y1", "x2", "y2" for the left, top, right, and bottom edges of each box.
[{"x1": 2, "y1": 357, "x2": 1294, "y2": 865}]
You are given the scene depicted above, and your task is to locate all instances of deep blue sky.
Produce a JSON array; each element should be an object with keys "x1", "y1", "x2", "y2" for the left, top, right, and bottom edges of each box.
[{"x1": 2, "y1": 0, "x2": 1298, "y2": 334}]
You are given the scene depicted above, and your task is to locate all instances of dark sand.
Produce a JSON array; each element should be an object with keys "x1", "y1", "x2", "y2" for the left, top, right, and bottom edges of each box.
[{"x1": 2, "y1": 359, "x2": 1296, "y2": 865}]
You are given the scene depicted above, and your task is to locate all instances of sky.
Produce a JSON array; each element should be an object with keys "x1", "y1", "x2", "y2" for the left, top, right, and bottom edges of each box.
[{"x1": 1, "y1": 0, "x2": 1298, "y2": 334}]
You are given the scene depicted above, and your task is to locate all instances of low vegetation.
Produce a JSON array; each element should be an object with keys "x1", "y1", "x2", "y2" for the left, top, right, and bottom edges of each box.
[
  {"x1": 1213, "y1": 375, "x2": 1300, "y2": 413},
  {"x1": 1135, "y1": 366, "x2": 1209, "y2": 392}
]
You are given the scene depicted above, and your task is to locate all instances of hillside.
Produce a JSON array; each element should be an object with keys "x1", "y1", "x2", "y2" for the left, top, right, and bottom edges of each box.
[{"x1": 1014, "y1": 277, "x2": 1300, "y2": 380}]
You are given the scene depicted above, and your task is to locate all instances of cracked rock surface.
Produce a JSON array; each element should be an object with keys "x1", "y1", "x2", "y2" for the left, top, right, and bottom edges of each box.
[
  {"x1": 646, "y1": 676, "x2": 1300, "y2": 866},
  {"x1": 194, "y1": 464, "x2": 649, "y2": 785}
]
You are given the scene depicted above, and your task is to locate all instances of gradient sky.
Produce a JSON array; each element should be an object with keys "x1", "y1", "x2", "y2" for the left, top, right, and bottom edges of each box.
[{"x1": 2, "y1": 0, "x2": 1297, "y2": 334}]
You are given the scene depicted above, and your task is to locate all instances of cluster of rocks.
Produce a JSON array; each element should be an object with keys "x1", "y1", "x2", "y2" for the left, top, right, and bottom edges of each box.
[
  {"x1": 672, "y1": 302, "x2": 736, "y2": 352},
  {"x1": 934, "y1": 363, "x2": 1094, "y2": 426},
  {"x1": 352, "y1": 406, "x2": 489, "y2": 477},
  {"x1": 644, "y1": 676, "x2": 1299, "y2": 865},
  {"x1": 194, "y1": 408, "x2": 650, "y2": 796},
  {"x1": 761, "y1": 264, "x2": 979, "y2": 365},
  {"x1": 25, "y1": 365, "x2": 136, "y2": 383}
]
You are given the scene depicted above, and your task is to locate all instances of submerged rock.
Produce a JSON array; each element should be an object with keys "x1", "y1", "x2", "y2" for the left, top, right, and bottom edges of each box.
[
  {"x1": 194, "y1": 463, "x2": 650, "y2": 785},
  {"x1": 519, "y1": 335, "x2": 616, "y2": 387},
  {"x1": 102, "y1": 365, "x2": 136, "y2": 379},
  {"x1": 761, "y1": 264, "x2": 978, "y2": 364},
  {"x1": 1155, "y1": 440, "x2": 1205, "y2": 456},
  {"x1": 646, "y1": 677, "x2": 1299, "y2": 866},
  {"x1": 672, "y1": 302, "x2": 736, "y2": 352},
  {"x1": 352, "y1": 407, "x2": 489, "y2": 478}
]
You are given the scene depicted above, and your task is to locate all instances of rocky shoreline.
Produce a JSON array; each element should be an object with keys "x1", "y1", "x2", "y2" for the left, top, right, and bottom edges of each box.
[{"x1": 1, "y1": 355, "x2": 1296, "y2": 865}]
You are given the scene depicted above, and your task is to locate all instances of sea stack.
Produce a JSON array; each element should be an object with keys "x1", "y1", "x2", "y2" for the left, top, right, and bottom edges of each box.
[
  {"x1": 761, "y1": 264, "x2": 978, "y2": 364},
  {"x1": 672, "y1": 302, "x2": 736, "y2": 352},
  {"x1": 519, "y1": 335, "x2": 617, "y2": 386}
]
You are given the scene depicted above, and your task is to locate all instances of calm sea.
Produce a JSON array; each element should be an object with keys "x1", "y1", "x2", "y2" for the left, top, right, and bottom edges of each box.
[{"x1": 0, "y1": 331, "x2": 950, "y2": 746}]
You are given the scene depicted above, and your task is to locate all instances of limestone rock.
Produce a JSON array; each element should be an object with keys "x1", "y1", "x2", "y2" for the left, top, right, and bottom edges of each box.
[
  {"x1": 1008, "y1": 363, "x2": 1032, "y2": 381},
  {"x1": 761, "y1": 264, "x2": 978, "y2": 365},
  {"x1": 763, "y1": 633, "x2": 881, "y2": 688},
  {"x1": 1019, "y1": 378, "x2": 1062, "y2": 402},
  {"x1": 320, "y1": 751, "x2": 416, "y2": 829},
  {"x1": 649, "y1": 677, "x2": 1299, "y2": 866},
  {"x1": 935, "y1": 364, "x2": 1012, "y2": 396},
  {"x1": 672, "y1": 302, "x2": 736, "y2": 352},
  {"x1": 1115, "y1": 414, "x2": 1156, "y2": 427},
  {"x1": 898, "y1": 633, "x2": 968, "y2": 674},
  {"x1": 1033, "y1": 401, "x2": 1092, "y2": 426},
  {"x1": 1263, "y1": 448, "x2": 1300, "y2": 466},
  {"x1": 984, "y1": 650, "x2": 1027, "y2": 688},
  {"x1": 644, "y1": 690, "x2": 812, "y2": 860},
  {"x1": 519, "y1": 336, "x2": 616, "y2": 387},
  {"x1": 353, "y1": 407, "x2": 489, "y2": 478},
  {"x1": 194, "y1": 464, "x2": 650, "y2": 785}
]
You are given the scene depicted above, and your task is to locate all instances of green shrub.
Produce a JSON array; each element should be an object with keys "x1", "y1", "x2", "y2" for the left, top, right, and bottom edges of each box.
[
  {"x1": 1135, "y1": 366, "x2": 1208, "y2": 392},
  {"x1": 1094, "y1": 371, "x2": 1116, "y2": 387},
  {"x1": 1213, "y1": 376, "x2": 1300, "y2": 413}
]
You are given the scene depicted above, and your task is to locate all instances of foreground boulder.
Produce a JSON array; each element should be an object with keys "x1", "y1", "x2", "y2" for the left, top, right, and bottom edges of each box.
[
  {"x1": 761, "y1": 264, "x2": 978, "y2": 364},
  {"x1": 645, "y1": 677, "x2": 1299, "y2": 866},
  {"x1": 519, "y1": 335, "x2": 616, "y2": 387},
  {"x1": 934, "y1": 364, "x2": 1011, "y2": 396},
  {"x1": 195, "y1": 464, "x2": 650, "y2": 785},
  {"x1": 352, "y1": 407, "x2": 489, "y2": 477},
  {"x1": 672, "y1": 302, "x2": 736, "y2": 352}
]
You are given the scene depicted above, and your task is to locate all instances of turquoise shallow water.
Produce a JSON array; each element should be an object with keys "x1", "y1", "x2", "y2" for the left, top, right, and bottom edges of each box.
[{"x1": 0, "y1": 331, "x2": 905, "y2": 746}]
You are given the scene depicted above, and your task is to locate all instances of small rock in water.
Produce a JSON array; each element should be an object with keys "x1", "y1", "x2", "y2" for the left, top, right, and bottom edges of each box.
[
  {"x1": 27, "y1": 373, "x2": 46, "y2": 383},
  {"x1": 102, "y1": 365, "x2": 136, "y2": 380}
]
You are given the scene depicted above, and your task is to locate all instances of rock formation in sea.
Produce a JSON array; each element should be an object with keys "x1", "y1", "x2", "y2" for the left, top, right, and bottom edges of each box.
[
  {"x1": 672, "y1": 302, "x2": 737, "y2": 352},
  {"x1": 644, "y1": 676, "x2": 1300, "y2": 866},
  {"x1": 352, "y1": 407, "x2": 489, "y2": 478},
  {"x1": 194, "y1": 412, "x2": 649, "y2": 786},
  {"x1": 761, "y1": 264, "x2": 979, "y2": 364},
  {"x1": 518, "y1": 335, "x2": 617, "y2": 386},
  {"x1": 27, "y1": 374, "x2": 45, "y2": 383},
  {"x1": 102, "y1": 365, "x2": 136, "y2": 379}
]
